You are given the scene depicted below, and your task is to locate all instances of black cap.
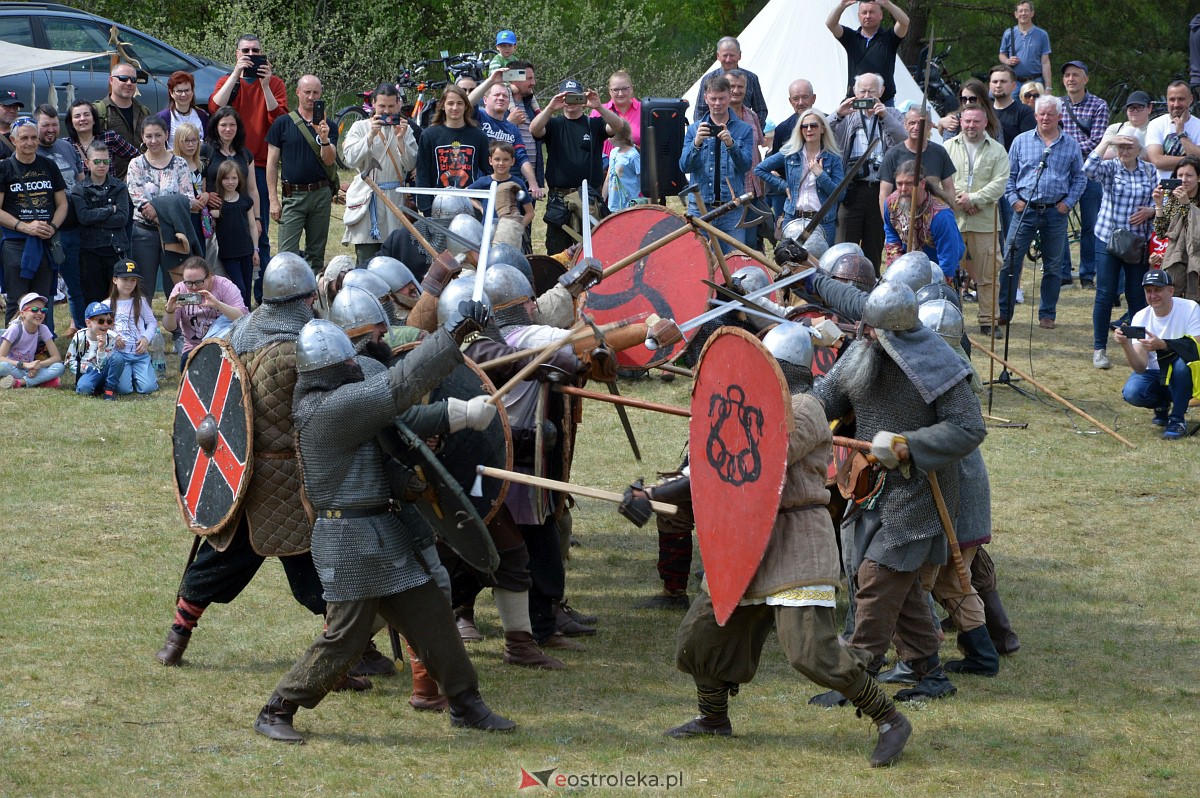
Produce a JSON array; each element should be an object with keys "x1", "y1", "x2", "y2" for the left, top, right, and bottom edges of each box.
[
  {"x1": 0, "y1": 90, "x2": 23, "y2": 108},
  {"x1": 559, "y1": 78, "x2": 584, "y2": 95},
  {"x1": 113, "y1": 259, "x2": 141, "y2": 279},
  {"x1": 1142, "y1": 269, "x2": 1172, "y2": 288},
  {"x1": 1124, "y1": 91, "x2": 1151, "y2": 108},
  {"x1": 1061, "y1": 60, "x2": 1088, "y2": 75}
]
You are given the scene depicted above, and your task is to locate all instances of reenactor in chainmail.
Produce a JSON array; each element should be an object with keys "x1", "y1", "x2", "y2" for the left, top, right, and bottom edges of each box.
[
  {"x1": 807, "y1": 280, "x2": 985, "y2": 708},
  {"x1": 254, "y1": 302, "x2": 515, "y2": 743},
  {"x1": 154, "y1": 253, "x2": 390, "y2": 684},
  {"x1": 633, "y1": 322, "x2": 912, "y2": 768}
]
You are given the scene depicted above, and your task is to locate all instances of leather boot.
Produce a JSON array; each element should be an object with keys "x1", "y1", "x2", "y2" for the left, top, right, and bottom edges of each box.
[
  {"x1": 944, "y1": 626, "x2": 1000, "y2": 676},
  {"x1": 408, "y1": 646, "x2": 448, "y2": 712},
  {"x1": 155, "y1": 629, "x2": 189, "y2": 666},
  {"x1": 980, "y1": 590, "x2": 1021, "y2": 654},
  {"x1": 666, "y1": 684, "x2": 734, "y2": 737},
  {"x1": 876, "y1": 659, "x2": 918, "y2": 685},
  {"x1": 635, "y1": 590, "x2": 690, "y2": 610},
  {"x1": 503, "y1": 631, "x2": 566, "y2": 670},
  {"x1": 331, "y1": 673, "x2": 373, "y2": 692},
  {"x1": 253, "y1": 693, "x2": 304, "y2": 744},
  {"x1": 870, "y1": 712, "x2": 912, "y2": 768},
  {"x1": 448, "y1": 688, "x2": 516, "y2": 731},
  {"x1": 349, "y1": 639, "x2": 397, "y2": 677},
  {"x1": 554, "y1": 600, "x2": 595, "y2": 637},
  {"x1": 454, "y1": 606, "x2": 484, "y2": 643},
  {"x1": 894, "y1": 656, "x2": 957, "y2": 702},
  {"x1": 558, "y1": 599, "x2": 597, "y2": 625}
]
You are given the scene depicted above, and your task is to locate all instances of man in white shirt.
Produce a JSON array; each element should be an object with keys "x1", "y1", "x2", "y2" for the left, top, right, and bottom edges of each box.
[
  {"x1": 1144, "y1": 81, "x2": 1200, "y2": 180},
  {"x1": 1115, "y1": 268, "x2": 1200, "y2": 439}
]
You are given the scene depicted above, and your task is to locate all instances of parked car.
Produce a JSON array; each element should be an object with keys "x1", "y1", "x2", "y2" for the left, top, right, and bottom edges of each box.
[{"x1": 0, "y1": 3, "x2": 228, "y2": 114}]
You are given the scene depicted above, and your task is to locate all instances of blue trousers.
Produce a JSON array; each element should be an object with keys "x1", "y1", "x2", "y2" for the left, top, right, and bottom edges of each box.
[
  {"x1": 58, "y1": 228, "x2": 84, "y2": 328},
  {"x1": 106, "y1": 349, "x2": 158, "y2": 394},
  {"x1": 998, "y1": 205, "x2": 1068, "y2": 323},
  {"x1": 0, "y1": 360, "x2": 65, "y2": 386},
  {"x1": 1061, "y1": 179, "x2": 1102, "y2": 282},
  {"x1": 1092, "y1": 240, "x2": 1148, "y2": 351},
  {"x1": 1122, "y1": 367, "x2": 1193, "y2": 426}
]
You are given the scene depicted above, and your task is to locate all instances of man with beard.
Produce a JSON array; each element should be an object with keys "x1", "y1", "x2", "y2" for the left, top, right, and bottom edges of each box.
[
  {"x1": 809, "y1": 280, "x2": 986, "y2": 704},
  {"x1": 882, "y1": 161, "x2": 964, "y2": 281},
  {"x1": 254, "y1": 303, "x2": 516, "y2": 742}
]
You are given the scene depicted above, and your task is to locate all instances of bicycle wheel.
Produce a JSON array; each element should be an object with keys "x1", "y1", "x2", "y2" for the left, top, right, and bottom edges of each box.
[{"x1": 334, "y1": 107, "x2": 366, "y2": 169}]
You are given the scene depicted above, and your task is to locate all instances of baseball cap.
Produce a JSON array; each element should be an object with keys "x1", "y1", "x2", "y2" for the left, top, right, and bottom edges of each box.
[
  {"x1": 18, "y1": 292, "x2": 48, "y2": 309},
  {"x1": 496, "y1": 30, "x2": 517, "y2": 46},
  {"x1": 1061, "y1": 60, "x2": 1088, "y2": 75},
  {"x1": 1142, "y1": 269, "x2": 1172, "y2": 288},
  {"x1": 0, "y1": 90, "x2": 23, "y2": 108},
  {"x1": 1124, "y1": 90, "x2": 1151, "y2": 108},
  {"x1": 113, "y1": 259, "x2": 141, "y2": 279},
  {"x1": 85, "y1": 301, "x2": 111, "y2": 319},
  {"x1": 559, "y1": 78, "x2": 584, "y2": 97}
]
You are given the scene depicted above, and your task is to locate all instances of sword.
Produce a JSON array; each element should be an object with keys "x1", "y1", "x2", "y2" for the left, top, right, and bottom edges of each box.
[
  {"x1": 475, "y1": 465, "x2": 678, "y2": 515},
  {"x1": 395, "y1": 203, "x2": 481, "y2": 253},
  {"x1": 472, "y1": 181, "x2": 499, "y2": 302},
  {"x1": 702, "y1": 278, "x2": 788, "y2": 320},
  {"x1": 355, "y1": 156, "x2": 439, "y2": 259}
]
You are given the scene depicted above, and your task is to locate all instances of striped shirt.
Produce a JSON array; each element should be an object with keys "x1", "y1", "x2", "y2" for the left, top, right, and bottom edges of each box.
[
  {"x1": 1083, "y1": 152, "x2": 1157, "y2": 244},
  {"x1": 1058, "y1": 93, "x2": 1109, "y2": 158},
  {"x1": 1005, "y1": 129, "x2": 1087, "y2": 208}
]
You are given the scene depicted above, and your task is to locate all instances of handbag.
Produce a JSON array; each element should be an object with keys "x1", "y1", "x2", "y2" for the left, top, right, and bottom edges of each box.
[
  {"x1": 543, "y1": 192, "x2": 571, "y2": 228},
  {"x1": 1107, "y1": 228, "x2": 1144, "y2": 265}
]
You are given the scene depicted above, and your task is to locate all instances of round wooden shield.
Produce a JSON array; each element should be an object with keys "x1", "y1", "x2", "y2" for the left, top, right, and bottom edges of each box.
[
  {"x1": 788, "y1": 303, "x2": 856, "y2": 379},
  {"x1": 529, "y1": 254, "x2": 566, "y2": 298},
  {"x1": 689, "y1": 327, "x2": 793, "y2": 626},
  {"x1": 173, "y1": 339, "x2": 253, "y2": 534},
  {"x1": 584, "y1": 205, "x2": 713, "y2": 368}
]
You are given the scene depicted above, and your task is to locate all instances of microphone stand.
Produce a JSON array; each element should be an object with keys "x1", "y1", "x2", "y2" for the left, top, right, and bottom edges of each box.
[{"x1": 986, "y1": 144, "x2": 1051, "y2": 408}]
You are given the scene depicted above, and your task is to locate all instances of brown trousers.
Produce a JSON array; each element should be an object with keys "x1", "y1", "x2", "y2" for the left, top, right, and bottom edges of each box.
[
  {"x1": 675, "y1": 592, "x2": 871, "y2": 696},
  {"x1": 962, "y1": 229, "x2": 1001, "y2": 326},
  {"x1": 920, "y1": 545, "x2": 986, "y2": 632},
  {"x1": 848, "y1": 559, "x2": 941, "y2": 665},
  {"x1": 275, "y1": 581, "x2": 477, "y2": 709}
]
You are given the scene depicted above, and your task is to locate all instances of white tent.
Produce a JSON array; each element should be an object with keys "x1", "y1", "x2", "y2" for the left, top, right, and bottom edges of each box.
[
  {"x1": 682, "y1": 0, "x2": 930, "y2": 127},
  {"x1": 0, "y1": 43, "x2": 110, "y2": 79}
]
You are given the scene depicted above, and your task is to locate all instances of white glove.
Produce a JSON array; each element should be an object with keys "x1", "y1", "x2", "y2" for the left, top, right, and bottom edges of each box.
[
  {"x1": 810, "y1": 318, "x2": 843, "y2": 347},
  {"x1": 870, "y1": 430, "x2": 905, "y2": 469},
  {"x1": 447, "y1": 395, "x2": 497, "y2": 433}
]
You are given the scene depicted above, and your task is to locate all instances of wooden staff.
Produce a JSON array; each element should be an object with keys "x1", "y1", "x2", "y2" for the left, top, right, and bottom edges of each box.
[
  {"x1": 477, "y1": 465, "x2": 678, "y2": 515},
  {"x1": 908, "y1": 26, "x2": 936, "y2": 253},
  {"x1": 654, "y1": 363, "x2": 694, "y2": 379},
  {"x1": 688, "y1": 215, "x2": 780, "y2": 274},
  {"x1": 553, "y1": 384, "x2": 691, "y2": 417},
  {"x1": 485, "y1": 322, "x2": 585, "y2": 406},
  {"x1": 689, "y1": 191, "x2": 735, "y2": 286},
  {"x1": 359, "y1": 172, "x2": 439, "y2": 259},
  {"x1": 831, "y1": 435, "x2": 971, "y2": 593},
  {"x1": 966, "y1": 336, "x2": 1138, "y2": 449},
  {"x1": 477, "y1": 316, "x2": 644, "y2": 373}
]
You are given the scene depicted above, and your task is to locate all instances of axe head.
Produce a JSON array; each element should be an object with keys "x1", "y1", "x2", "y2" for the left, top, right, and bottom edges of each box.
[
  {"x1": 735, "y1": 199, "x2": 770, "y2": 230},
  {"x1": 678, "y1": 183, "x2": 701, "y2": 201},
  {"x1": 359, "y1": 155, "x2": 382, "y2": 179}
]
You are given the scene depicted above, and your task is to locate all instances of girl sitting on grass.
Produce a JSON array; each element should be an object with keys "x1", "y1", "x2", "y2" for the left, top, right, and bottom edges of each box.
[
  {"x1": 0, "y1": 292, "x2": 65, "y2": 389},
  {"x1": 102, "y1": 259, "x2": 159, "y2": 396}
]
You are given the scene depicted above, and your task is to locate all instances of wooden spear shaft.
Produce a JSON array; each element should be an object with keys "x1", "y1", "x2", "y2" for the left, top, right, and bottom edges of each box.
[
  {"x1": 553, "y1": 384, "x2": 691, "y2": 417},
  {"x1": 965, "y1": 336, "x2": 1138, "y2": 449},
  {"x1": 485, "y1": 322, "x2": 585, "y2": 406},
  {"x1": 477, "y1": 317, "x2": 642, "y2": 373},
  {"x1": 360, "y1": 173, "x2": 439, "y2": 259},
  {"x1": 688, "y1": 215, "x2": 781, "y2": 274},
  {"x1": 477, "y1": 465, "x2": 678, "y2": 515}
]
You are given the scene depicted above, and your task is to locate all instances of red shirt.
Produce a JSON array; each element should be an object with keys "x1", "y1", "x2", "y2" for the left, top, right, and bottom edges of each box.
[{"x1": 209, "y1": 74, "x2": 289, "y2": 167}]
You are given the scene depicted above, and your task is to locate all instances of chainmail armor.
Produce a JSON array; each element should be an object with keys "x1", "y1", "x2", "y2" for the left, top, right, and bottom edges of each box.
[
  {"x1": 779, "y1": 361, "x2": 814, "y2": 394},
  {"x1": 229, "y1": 300, "x2": 314, "y2": 355},
  {"x1": 495, "y1": 303, "x2": 534, "y2": 333}
]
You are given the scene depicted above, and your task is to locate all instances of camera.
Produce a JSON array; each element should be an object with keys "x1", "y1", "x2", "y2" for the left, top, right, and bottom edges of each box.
[
  {"x1": 1120, "y1": 325, "x2": 1146, "y2": 339},
  {"x1": 178, "y1": 293, "x2": 203, "y2": 306},
  {"x1": 705, "y1": 123, "x2": 725, "y2": 137},
  {"x1": 379, "y1": 113, "x2": 404, "y2": 126},
  {"x1": 852, "y1": 98, "x2": 877, "y2": 111},
  {"x1": 1159, "y1": 178, "x2": 1182, "y2": 193},
  {"x1": 312, "y1": 99, "x2": 326, "y2": 125},
  {"x1": 503, "y1": 69, "x2": 527, "y2": 82}
]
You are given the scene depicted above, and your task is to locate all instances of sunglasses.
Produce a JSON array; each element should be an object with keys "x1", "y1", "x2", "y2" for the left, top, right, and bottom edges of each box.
[
  {"x1": 91, "y1": 158, "x2": 111, "y2": 165},
  {"x1": 800, "y1": 123, "x2": 821, "y2": 130},
  {"x1": 24, "y1": 306, "x2": 47, "y2": 314},
  {"x1": 182, "y1": 278, "x2": 207, "y2": 288},
  {"x1": 1126, "y1": 104, "x2": 1147, "y2": 111},
  {"x1": 959, "y1": 95, "x2": 980, "y2": 104},
  {"x1": 91, "y1": 317, "x2": 114, "y2": 324},
  {"x1": 239, "y1": 47, "x2": 262, "y2": 54},
  {"x1": 1024, "y1": 93, "x2": 1040, "y2": 99},
  {"x1": 112, "y1": 75, "x2": 136, "y2": 83}
]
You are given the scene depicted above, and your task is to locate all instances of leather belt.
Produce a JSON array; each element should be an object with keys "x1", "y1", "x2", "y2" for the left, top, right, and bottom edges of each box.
[
  {"x1": 318, "y1": 506, "x2": 389, "y2": 519},
  {"x1": 792, "y1": 210, "x2": 819, "y2": 220},
  {"x1": 134, "y1": 219, "x2": 157, "y2": 231},
  {"x1": 1019, "y1": 196, "x2": 1066, "y2": 211},
  {"x1": 282, "y1": 179, "x2": 330, "y2": 197}
]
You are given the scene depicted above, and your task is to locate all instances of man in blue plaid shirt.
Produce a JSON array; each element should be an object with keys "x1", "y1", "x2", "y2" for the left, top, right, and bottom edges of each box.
[
  {"x1": 998, "y1": 96, "x2": 1087, "y2": 329},
  {"x1": 1058, "y1": 60, "x2": 1110, "y2": 288}
]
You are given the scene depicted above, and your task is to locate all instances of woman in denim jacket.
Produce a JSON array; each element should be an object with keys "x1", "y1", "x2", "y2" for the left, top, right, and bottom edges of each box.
[{"x1": 755, "y1": 110, "x2": 844, "y2": 244}]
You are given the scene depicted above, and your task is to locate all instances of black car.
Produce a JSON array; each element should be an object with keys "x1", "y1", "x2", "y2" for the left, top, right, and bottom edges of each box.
[{"x1": 0, "y1": 3, "x2": 228, "y2": 113}]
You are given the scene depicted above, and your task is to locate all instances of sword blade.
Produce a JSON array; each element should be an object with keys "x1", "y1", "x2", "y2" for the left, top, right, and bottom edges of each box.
[
  {"x1": 397, "y1": 203, "x2": 479, "y2": 251},
  {"x1": 701, "y1": 279, "x2": 788, "y2": 320},
  {"x1": 473, "y1": 181, "x2": 498, "y2": 302},
  {"x1": 393, "y1": 186, "x2": 494, "y2": 199},
  {"x1": 676, "y1": 268, "x2": 813, "y2": 335},
  {"x1": 581, "y1": 179, "x2": 593, "y2": 259}
]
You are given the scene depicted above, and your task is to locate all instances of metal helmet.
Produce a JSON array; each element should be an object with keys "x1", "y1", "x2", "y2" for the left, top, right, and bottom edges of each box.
[
  {"x1": 341, "y1": 268, "x2": 391, "y2": 301},
  {"x1": 437, "y1": 275, "x2": 493, "y2": 325},
  {"x1": 880, "y1": 251, "x2": 932, "y2": 293},
  {"x1": 447, "y1": 214, "x2": 484, "y2": 257},
  {"x1": 918, "y1": 298, "x2": 965, "y2": 341},
  {"x1": 488, "y1": 242, "x2": 533, "y2": 285},
  {"x1": 483, "y1": 262, "x2": 533, "y2": 309},
  {"x1": 818, "y1": 241, "x2": 865, "y2": 274},
  {"x1": 863, "y1": 281, "x2": 919, "y2": 332},
  {"x1": 431, "y1": 192, "x2": 473, "y2": 221},
  {"x1": 828, "y1": 252, "x2": 877, "y2": 293},
  {"x1": 295, "y1": 319, "x2": 356, "y2": 373},
  {"x1": 915, "y1": 281, "x2": 962, "y2": 309},
  {"x1": 929, "y1": 261, "x2": 945, "y2": 286},
  {"x1": 782, "y1": 220, "x2": 829, "y2": 260},
  {"x1": 366, "y1": 256, "x2": 418, "y2": 294},
  {"x1": 730, "y1": 266, "x2": 770, "y2": 296},
  {"x1": 329, "y1": 285, "x2": 388, "y2": 338},
  {"x1": 323, "y1": 254, "x2": 356, "y2": 283},
  {"x1": 261, "y1": 252, "x2": 317, "y2": 304},
  {"x1": 762, "y1": 321, "x2": 814, "y2": 370}
]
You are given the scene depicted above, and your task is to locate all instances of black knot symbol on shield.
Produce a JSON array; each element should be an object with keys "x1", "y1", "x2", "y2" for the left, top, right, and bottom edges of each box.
[{"x1": 705, "y1": 384, "x2": 764, "y2": 486}]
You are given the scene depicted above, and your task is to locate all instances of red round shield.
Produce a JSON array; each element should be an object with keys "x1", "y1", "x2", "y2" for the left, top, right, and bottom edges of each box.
[
  {"x1": 720, "y1": 255, "x2": 777, "y2": 303},
  {"x1": 788, "y1": 304, "x2": 856, "y2": 379},
  {"x1": 584, "y1": 205, "x2": 713, "y2": 368},
  {"x1": 689, "y1": 327, "x2": 793, "y2": 626}
]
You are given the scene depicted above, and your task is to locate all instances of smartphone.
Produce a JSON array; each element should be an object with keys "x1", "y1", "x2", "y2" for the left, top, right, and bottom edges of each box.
[
  {"x1": 248, "y1": 54, "x2": 268, "y2": 74},
  {"x1": 1159, "y1": 178, "x2": 1182, "y2": 193},
  {"x1": 705, "y1": 123, "x2": 725, "y2": 137},
  {"x1": 312, "y1": 99, "x2": 326, "y2": 125},
  {"x1": 1121, "y1": 325, "x2": 1147, "y2": 339},
  {"x1": 379, "y1": 113, "x2": 404, "y2": 126},
  {"x1": 503, "y1": 69, "x2": 527, "y2": 82},
  {"x1": 564, "y1": 92, "x2": 587, "y2": 105},
  {"x1": 852, "y1": 97, "x2": 876, "y2": 111},
  {"x1": 178, "y1": 293, "x2": 203, "y2": 306}
]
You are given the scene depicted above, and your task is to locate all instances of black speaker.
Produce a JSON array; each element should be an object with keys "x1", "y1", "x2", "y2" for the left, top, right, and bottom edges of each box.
[{"x1": 639, "y1": 97, "x2": 689, "y2": 203}]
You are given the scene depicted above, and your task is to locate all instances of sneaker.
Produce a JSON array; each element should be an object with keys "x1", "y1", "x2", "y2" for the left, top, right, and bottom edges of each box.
[
  {"x1": 1163, "y1": 422, "x2": 1187, "y2": 440},
  {"x1": 1015, "y1": 288, "x2": 1025, "y2": 304},
  {"x1": 39, "y1": 377, "x2": 61, "y2": 389},
  {"x1": 0, "y1": 375, "x2": 13, "y2": 389},
  {"x1": 1039, "y1": 317, "x2": 1056, "y2": 329},
  {"x1": 1151, "y1": 407, "x2": 1170, "y2": 427},
  {"x1": 1092, "y1": 350, "x2": 1111, "y2": 370},
  {"x1": 103, "y1": 388, "x2": 117, "y2": 401}
]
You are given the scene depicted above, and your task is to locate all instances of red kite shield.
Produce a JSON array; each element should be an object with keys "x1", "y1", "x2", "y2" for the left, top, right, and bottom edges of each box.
[
  {"x1": 689, "y1": 327, "x2": 792, "y2": 626},
  {"x1": 584, "y1": 205, "x2": 713, "y2": 368},
  {"x1": 173, "y1": 339, "x2": 252, "y2": 535}
]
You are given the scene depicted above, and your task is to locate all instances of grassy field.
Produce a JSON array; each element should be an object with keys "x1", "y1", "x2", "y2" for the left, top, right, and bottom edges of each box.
[{"x1": 2, "y1": 218, "x2": 1200, "y2": 797}]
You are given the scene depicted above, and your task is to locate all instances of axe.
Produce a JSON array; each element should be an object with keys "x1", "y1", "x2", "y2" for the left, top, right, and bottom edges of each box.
[
  {"x1": 726, "y1": 177, "x2": 769, "y2": 230},
  {"x1": 679, "y1": 183, "x2": 734, "y2": 285},
  {"x1": 580, "y1": 310, "x2": 642, "y2": 461},
  {"x1": 356, "y1": 156, "x2": 439, "y2": 259}
]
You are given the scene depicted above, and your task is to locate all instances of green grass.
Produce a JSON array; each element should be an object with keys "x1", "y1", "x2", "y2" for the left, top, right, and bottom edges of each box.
[{"x1": 2, "y1": 222, "x2": 1200, "y2": 797}]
